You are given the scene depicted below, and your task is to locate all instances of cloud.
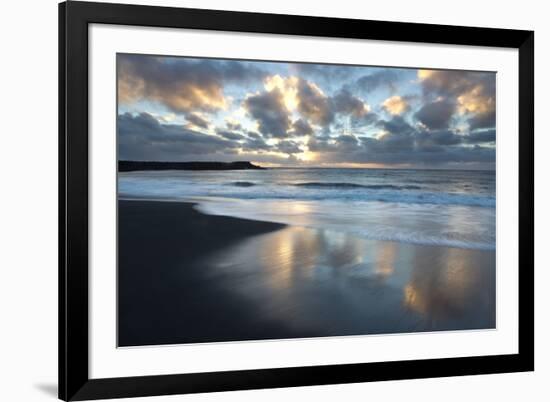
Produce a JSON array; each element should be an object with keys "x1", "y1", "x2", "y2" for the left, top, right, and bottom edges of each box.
[
  {"x1": 276, "y1": 140, "x2": 302, "y2": 154},
  {"x1": 378, "y1": 116, "x2": 416, "y2": 136},
  {"x1": 418, "y1": 69, "x2": 496, "y2": 130},
  {"x1": 119, "y1": 111, "x2": 494, "y2": 168},
  {"x1": 308, "y1": 134, "x2": 361, "y2": 155},
  {"x1": 258, "y1": 76, "x2": 372, "y2": 131},
  {"x1": 333, "y1": 134, "x2": 361, "y2": 153},
  {"x1": 418, "y1": 70, "x2": 493, "y2": 97},
  {"x1": 291, "y1": 118, "x2": 314, "y2": 136},
  {"x1": 300, "y1": 85, "x2": 373, "y2": 126},
  {"x1": 260, "y1": 75, "x2": 335, "y2": 130},
  {"x1": 467, "y1": 110, "x2": 496, "y2": 130},
  {"x1": 327, "y1": 135, "x2": 494, "y2": 166},
  {"x1": 246, "y1": 131, "x2": 262, "y2": 139},
  {"x1": 118, "y1": 54, "x2": 265, "y2": 114},
  {"x1": 463, "y1": 129, "x2": 496, "y2": 143},
  {"x1": 289, "y1": 63, "x2": 360, "y2": 85},
  {"x1": 243, "y1": 89, "x2": 291, "y2": 138},
  {"x1": 370, "y1": 131, "x2": 414, "y2": 153},
  {"x1": 415, "y1": 130, "x2": 463, "y2": 153},
  {"x1": 215, "y1": 129, "x2": 246, "y2": 141},
  {"x1": 457, "y1": 85, "x2": 496, "y2": 129},
  {"x1": 185, "y1": 113, "x2": 210, "y2": 129},
  {"x1": 241, "y1": 136, "x2": 272, "y2": 152},
  {"x1": 414, "y1": 99, "x2": 455, "y2": 130},
  {"x1": 382, "y1": 95, "x2": 409, "y2": 116},
  {"x1": 331, "y1": 89, "x2": 370, "y2": 117},
  {"x1": 296, "y1": 79, "x2": 333, "y2": 125},
  {"x1": 355, "y1": 70, "x2": 399, "y2": 92},
  {"x1": 306, "y1": 113, "x2": 494, "y2": 167},
  {"x1": 264, "y1": 75, "x2": 299, "y2": 111},
  {"x1": 225, "y1": 119, "x2": 242, "y2": 131},
  {"x1": 351, "y1": 111, "x2": 380, "y2": 129},
  {"x1": 295, "y1": 79, "x2": 372, "y2": 126},
  {"x1": 117, "y1": 54, "x2": 496, "y2": 168},
  {"x1": 118, "y1": 112, "x2": 237, "y2": 160}
]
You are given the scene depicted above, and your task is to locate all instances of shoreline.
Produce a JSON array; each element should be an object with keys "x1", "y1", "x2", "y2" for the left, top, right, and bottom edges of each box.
[
  {"x1": 118, "y1": 199, "x2": 496, "y2": 347},
  {"x1": 118, "y1": 195, "x2": 495, "y2": 251}
]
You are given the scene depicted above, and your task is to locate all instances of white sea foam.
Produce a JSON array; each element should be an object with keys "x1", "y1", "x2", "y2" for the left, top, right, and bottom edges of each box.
[{"x1": 118, "y1": 168, "x2": 496, "y2": 250}]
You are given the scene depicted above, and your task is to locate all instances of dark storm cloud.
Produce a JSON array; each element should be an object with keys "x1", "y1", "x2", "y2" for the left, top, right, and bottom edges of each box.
[
  {"x1": 307, "y1": 133, "x2": 333, "y2": 153},
  {"x1": 276, "y1": 140, "x2": 302, "y2": 155},
  {"x1": 463, "y1": 129, "x2": 496, "y2": 143},
  {"x1": 290, "y1": 63, "x2": 357, "y2": 83},
  {"x1": 333, "y1": 135, "x2": 361, "y2": 152},
  {"x1": 351, "y1": 111, "x2": 380, "y2": 128},
  {"x1": 420, "y1": 70, "x2": 495, "y2": 99},
  {"x1": 422, "y1": 130, "x2": 463, "y2": 146},
  {"x1": 419, "y1": 70, "x2": 496, "y2": 131},
  {"x1": 338, "y1": 136, "x2": 493, "y2": 166},
  {"x1": 225, "y1": 120, "x2": 242, "y2": 131},
  {"x1": 368, "y1": 132, "x2": 414, "y2": 153},
  {"x1": 215, "y1": 129, "x2": 246, "y2": 141},
  {"x1": 294, "y1": 82, "x2": 371, "y2": 127},
  {"x1": 185, "y1": 113, "x2": 210, "y2": 129},
  {"x1": 296, "y1": 79, "x2": 333, "y2": 125},
  {"x1": 373, "y1": 119, "x2": 463, "y2": 155},
  {"x1": 308, "y1": 113, "x2": 494, "y2": 167},
  {"x1": 376, "y1": 116, "x2": 467, "y2": 150},
  {"x1": 241, "y1": 137, "x2": 272, "y2": 152},
  {"x1": 246, "y1": 131, "x2": 262, "y2": 140},
  {"x1": 117, "y1": 53, "x2": 496, "y2": 168},
  {"x1": 308, "y1": 134, "x2": 360, "y2": 154},
  {"x1": 118, "y1": 54, "x2": 266, "y2": 114},
  {"x1": 118, "y1": 112, "x2": 237, "y2": 160},
  {"x1": 377, "y1": 116, "x2": 416, "y2": 136},
  {"x1": 239, "y1": 131, "x2": 272, "y2": 152},
  {"x1": 291, "y1": 118, "x2": 314, "y2": 136},
  {"x1": 413, "y1": 130, "x2": 463, "y2": 155},
  {"x1": 355, "y1": 70, "x2": 400, "y2": 93},
  {"x1": 414, "y1": 99, "x2": 456, "y2": 130},
  {"x1": 468, "y1": 110, "x2": 496, "y2": 130},
  {"x1": 244, "y1": 89, "x2": 291, "y2": 138},
  {"x1": 331, "y1": 89, "x2": 367, "y2": 117}
]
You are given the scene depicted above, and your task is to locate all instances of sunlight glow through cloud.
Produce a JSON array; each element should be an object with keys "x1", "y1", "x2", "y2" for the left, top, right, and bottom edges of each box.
[{"x1": 117, "y1": 54, "x2": 496, "y2": 170}]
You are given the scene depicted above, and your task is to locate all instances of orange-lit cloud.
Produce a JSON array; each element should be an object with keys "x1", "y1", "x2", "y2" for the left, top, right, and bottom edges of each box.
[
  {"x1": 118, "y1": 61, "x2": 228, "y2": 113},
  {"x1": 457, "y1": 85, "x2": 495, "y2": 115},
  {"x1": 296, "y1": 79, "x2": 333, "y2": 125},
  {"x1": 117, "y1": 54, "x2": 496, "y2": 169},
  {"x1": 264, "y1": 75, "x2": 300, "y2": 111},
  {"x1": 382, "y1": 95, "x2": 409, "y2": 115},
  {"x1": 117, "y1": 54, "x2": 265, "y2": 114},
  {"x1": 417, "y1": 69, "x2": 435, "y2": 81},
  {"x1": 417, "y1": 69, "x2": 496, "y2": 130}
]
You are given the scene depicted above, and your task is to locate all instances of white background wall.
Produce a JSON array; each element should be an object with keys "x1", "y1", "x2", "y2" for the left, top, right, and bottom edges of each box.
[{"x1": 0, "y1": 0, "x2": 546, "y2": 401}]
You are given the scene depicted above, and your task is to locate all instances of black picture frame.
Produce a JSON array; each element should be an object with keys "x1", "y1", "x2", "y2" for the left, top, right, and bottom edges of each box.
[{"x1": 59, "y1": 1, "x2": 534, "y2": 400}]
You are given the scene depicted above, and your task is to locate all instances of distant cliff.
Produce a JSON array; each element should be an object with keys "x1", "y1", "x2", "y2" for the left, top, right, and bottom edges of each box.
[{"x1": 119, "y1": 161, "x2": 265, "y2": 172}]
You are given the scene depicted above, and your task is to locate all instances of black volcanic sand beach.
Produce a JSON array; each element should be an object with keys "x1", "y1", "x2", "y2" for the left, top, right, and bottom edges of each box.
[{"x1": 118, "y1": 200, "x2": 496, "y2": 347}]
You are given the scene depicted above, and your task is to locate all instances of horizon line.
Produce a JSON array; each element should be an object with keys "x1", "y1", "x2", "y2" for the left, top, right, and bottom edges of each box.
[{"x1": 118, "y1": 160, "x2": 495, "y2": 172}]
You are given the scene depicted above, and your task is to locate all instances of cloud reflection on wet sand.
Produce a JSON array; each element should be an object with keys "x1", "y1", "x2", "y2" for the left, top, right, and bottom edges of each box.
[{"x1": 203, "y1": 226, "x2": 495, "y2": 336}]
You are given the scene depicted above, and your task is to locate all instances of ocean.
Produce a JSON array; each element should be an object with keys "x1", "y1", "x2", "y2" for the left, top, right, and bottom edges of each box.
[{"x1": 118, "y1": 168, "x2": 496, "y2": 251}]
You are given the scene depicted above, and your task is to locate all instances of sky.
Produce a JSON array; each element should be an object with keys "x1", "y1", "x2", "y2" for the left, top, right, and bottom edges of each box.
[{"x1": 117, "y1": 53, "x2": 496, "y2": 169}]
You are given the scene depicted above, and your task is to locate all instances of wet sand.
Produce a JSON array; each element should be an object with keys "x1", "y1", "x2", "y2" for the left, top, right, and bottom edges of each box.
[{"x1": 118, "y1": 200, "x2": 496, "y2": 347}]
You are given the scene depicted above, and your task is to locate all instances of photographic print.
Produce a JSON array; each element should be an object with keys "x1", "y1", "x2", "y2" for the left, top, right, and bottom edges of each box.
[{"x1": 117, "y1": 53, "x2": 496, "y2": 347}]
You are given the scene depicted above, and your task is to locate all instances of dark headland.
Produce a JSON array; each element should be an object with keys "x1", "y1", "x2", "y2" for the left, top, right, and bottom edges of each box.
[{"x1": 118, "y1": 160, "x2": 264, "y2": 172}]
